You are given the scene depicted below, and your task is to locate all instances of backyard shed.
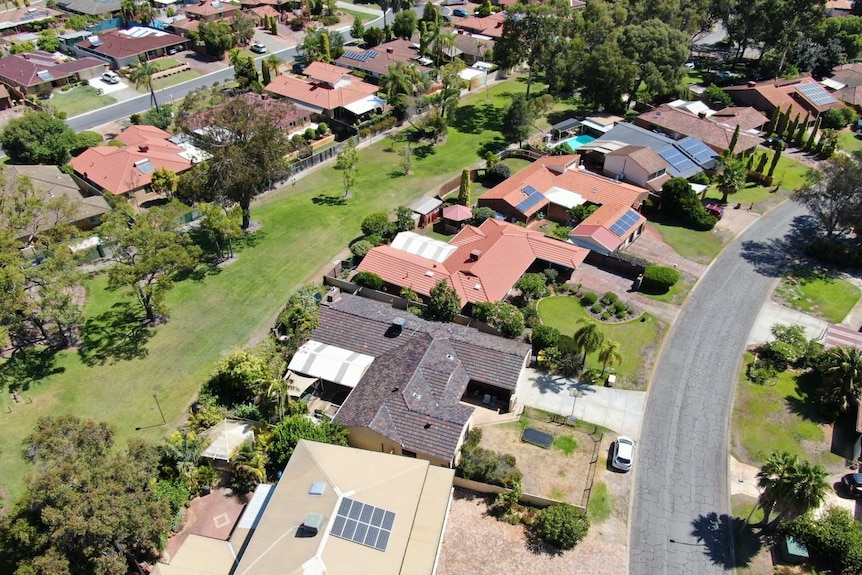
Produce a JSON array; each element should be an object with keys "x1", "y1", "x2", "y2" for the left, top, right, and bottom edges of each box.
[{"x1": 408, "y1": 196, "x2": 443, "y2": 227}]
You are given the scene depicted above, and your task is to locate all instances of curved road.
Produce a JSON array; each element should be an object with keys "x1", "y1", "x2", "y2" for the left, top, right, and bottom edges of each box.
[{"x1": 630, "y1": 199, "x2": 809, "y2": 574}]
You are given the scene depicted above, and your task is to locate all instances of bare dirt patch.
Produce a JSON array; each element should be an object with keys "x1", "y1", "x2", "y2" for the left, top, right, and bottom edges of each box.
[
  {"x1": 437, "y1": 489, "x2": 627, "y2": 575},
  {"x1": 478, "y1": 418, "x2": 598, "y2": 505}
]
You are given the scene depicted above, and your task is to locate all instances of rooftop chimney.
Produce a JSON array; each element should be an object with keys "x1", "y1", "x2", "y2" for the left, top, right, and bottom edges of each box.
[
  {"x1": 391, "y1": 316, "x2": 405, "y2": 335},
  {"x1": 325, "y1": 286, "x2": 341, "y2": 303},
  {"x1": 469, "y1": 249, "x2": 482, "y2": 261},
  {"x1": 698, "y1": 112, "x2": 706, "y2": 119},
  {"x1": 386, "y1": 47, "x2": 393, "y2": 54},
  {"x1": 747, "y1": 80, "x2": 756, "y2": 87},
  {"x1": 138, "y1": 144, "x2": 149, "y2": 152}
]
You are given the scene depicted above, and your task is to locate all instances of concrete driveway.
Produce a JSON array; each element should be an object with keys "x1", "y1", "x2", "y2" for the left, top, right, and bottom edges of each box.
[{"x1": 517, "y1": 367, "x2": 646, "y2": 439}]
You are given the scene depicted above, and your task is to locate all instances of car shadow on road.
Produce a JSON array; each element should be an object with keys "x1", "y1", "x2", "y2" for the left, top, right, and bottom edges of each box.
[
  {"x1": 690, "y1": 511, "x2": 758, "y2": 569},
  {"x1": 739, "y1": 213, "x2": 817, "y2": 278}
]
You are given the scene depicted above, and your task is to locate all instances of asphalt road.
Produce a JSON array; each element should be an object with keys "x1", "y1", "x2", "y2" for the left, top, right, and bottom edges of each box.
[{"x1": 629, "y1": 199, "x2": 810, "y2": 574}]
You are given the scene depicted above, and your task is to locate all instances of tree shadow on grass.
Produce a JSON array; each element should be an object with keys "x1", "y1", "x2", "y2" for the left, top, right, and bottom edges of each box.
[
  {"x1": 412, "y1": 143, "x2": 436, "y2": 160},
  {"x1": 233, "y1": 229, "x2": 266, "y2": 249},
  {"x1": 77, "y1": 301, "x2": 154, "y2": 366},
  {"x1": 784, "y1": 370, "x2": 833, "y2": 425},
  {"x1": 312, "y1": 194, "x2": 347, "y2": 206},
  {"x1": 690, "y1": 512, "x2": 751, "y2": 569},
  {"x1": 477, "y1": 137, "x2": 507, "y2": 159},
  {"x1": 451, "y1": 103, "x2": 503, "y2": 134},
  {"x1": 739, "y1": 214, "x2": 817, "y2": 278},
  {"x1": 0, "y1": 346, "x2": 64, "y2": 393}
]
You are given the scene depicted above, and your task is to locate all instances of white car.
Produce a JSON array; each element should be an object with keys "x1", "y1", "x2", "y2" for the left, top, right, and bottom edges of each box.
[
  {"x1": 101, "y1": 71, "x2": 120, "y2": 84},
  {"x1": 250, "y1": 42, "x2": 267, "y2": 54},
  {"x1": 611, "y1": 436, "x2": 634, "y2": 472}
]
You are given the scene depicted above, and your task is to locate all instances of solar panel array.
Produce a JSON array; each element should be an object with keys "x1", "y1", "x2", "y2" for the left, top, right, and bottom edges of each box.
[
  {"x1": 343, "y1": 50, "x2": 379, "y2": 62},
  {"x1": 330, "y1": 498, "x2": 395, "y2": 552},
  {"x1": 658, "y1": 146, "x2": 698, "y2": 177},
  {"x1": 609, "y1": 209, "x2": 640, "y2": 237},
  {"x1": 677, "y1": 137, "x2": 717, "y2": 166},
  {"x1": 796, "y1": 83, "x2": 837, "y2": 106},
  {"x1": 516, "y1": 185, "x2": 545, "y2": 213}
]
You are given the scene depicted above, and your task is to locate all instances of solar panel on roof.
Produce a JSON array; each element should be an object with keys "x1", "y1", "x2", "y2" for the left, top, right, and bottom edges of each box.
[
  {"x1": 658, "y1": 146, "x2": 698, "y2": 176},
  {"x1": 796, "y1": 82, "x2": 837, "y2": 106},
  {"x1": 609, "y1": 209, "x2": 640, "y2": 237},
  {"x1": 367, "y1": 49, "x2": 379, "y2": 58},
  {"x1": 677, "y1": 137, "x2": 717, "y2": 166},
  {"x1": 516, "y1": 190, "x2": 545, "y2": 213},
  {"x1": 331, "y1": 497, "x2": 395, "y2": 552}
]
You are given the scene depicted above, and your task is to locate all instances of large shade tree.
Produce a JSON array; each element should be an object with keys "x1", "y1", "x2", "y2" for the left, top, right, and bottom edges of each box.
[
  {"x1": 793, "y1": 152, "x2": 862, "y2": 239},
  {"x1": 0, "y1": 110, "x2": 80, "y2": 165},
  {"x1": 179, "y1": 96, "x2": 295, "y2": 229}
]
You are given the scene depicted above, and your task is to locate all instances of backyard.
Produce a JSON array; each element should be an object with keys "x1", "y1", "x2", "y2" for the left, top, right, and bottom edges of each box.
[
  {"x1": 537, "y1": 295, "x2": 665, "y2": 389},
  {"x1": 0, "y1": 77, "x2": 579, "y2": 502},
  {"x1": 50, "y1": 85, "x2": 117, "y2": 117}
]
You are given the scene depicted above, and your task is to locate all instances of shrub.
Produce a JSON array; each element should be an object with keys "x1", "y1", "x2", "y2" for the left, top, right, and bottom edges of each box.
[
  {"x1": 481, "y1": 302, "x2": 525, "y2": 338},
  {"x1": 360, "y1": 212, "x2": 392, "y2": 237},
  {"x1": 820, "y1": 108, "x2": 847, "y2": 130},
  {"x1": 581, "y1": 291, "x2": 598, "y2": 306},
  {"x1": 543, "y1": 268, "x2": 559, "y2": 284},
  {"x1": 601, "y1": 291, "x2": 619, "y2": 305},
  {"x1": 316, "y1": 122, "x2": 329, "y2": 137},
  {"x1": 660, "y1": 177, "x2": 717, "y2": 230},
  {"x1": 747, "y1": 359, "x2": 777, "y2": 384},
  {"x1": 321, "y1": 14, "x2": 339, "y2": 25},
  {"x1": 457, "y1": 445, "x2": 523, "y2": 488},
  {"x1": 761, "y1": 324, "x2": 808, "y2": 370},
  {"x1": 516, "y1": 273, "x2": 549, "y2": 301},
  {"x1": 472, "y1": 206, "x2": 496, "y2": 225},
  {"x1": 535, "y1": 504, "x2": 590, "y2": 550},
  {"x1": 304, "y1": 127, "x2": 317, "y2": 140},
  {"x1": 555, "y1": 334, "x2": 578, "y2": 354},
  {"x1": 531, "y1": 324, "x2": 560, "y2": 352},
  {"x1": 590, "y1": 303, "x2": 603, "y2": 314},
  {"x1": 614, "y1": 309, "x2": 627, "y2": 319},
  {"x1": 354, "y1": 271, "x2": 384, "y2": 290},
  {"x1": 464, "y1": 426, "x2": 482, "y2": 448},
  {"x1": 601, "y1": 312, "x2": 611, "y2": 321},
  {"x1": 233, "y1": 402, "x2": 263, "y2": 420},
  {"x1": 641, "y1": 265, "x2": 680, "y2": 294},
  {"x1": 350, "y1": 240, "x2": 374, "y2": 259},
  {"x1": 486, "y1": 162, "x2": 511, "y2": 184},
  {"x1": 613, "y1": 300, "x2": 628, "y2": 314},
  {"x1": 782, "y1": 507, "x2": 862, "y2": 575}
]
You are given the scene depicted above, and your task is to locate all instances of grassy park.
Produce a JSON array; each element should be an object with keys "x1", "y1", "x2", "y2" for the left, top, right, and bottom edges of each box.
[
  {"x1": 0, "y1": 77, "x2": 576, "y2": 502},
  {"x1": 537, "y1": 296, "x2": 665, "y2": 389}
]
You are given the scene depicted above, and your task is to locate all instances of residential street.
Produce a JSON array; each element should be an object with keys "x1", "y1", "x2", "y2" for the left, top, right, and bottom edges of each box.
[{"x1": 629, "y1": 199, "x2": 810, "y2": 574}]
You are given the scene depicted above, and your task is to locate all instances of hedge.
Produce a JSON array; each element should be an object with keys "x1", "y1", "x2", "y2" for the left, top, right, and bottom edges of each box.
[
  {"x1": 641, "y1": 265, "x2": 680, "y2": 294},
  {"x1": 354, "y1": 271, "x2": 384, "y2": 290}
]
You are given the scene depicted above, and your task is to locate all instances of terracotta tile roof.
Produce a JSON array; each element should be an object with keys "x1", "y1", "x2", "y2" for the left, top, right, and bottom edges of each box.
[
  {"x1": 357, "y1": 219, "x2": 589, "y2": 306},
  {"x1": 303, "y1": 61, "x2": 354, "y2": 85},
  {"x1": 835, "y1": 85, "x2": 862, "y2": 107},
  {"x1": 183, "y1": 0, "x2": 240, "y2": 17},
  {"x1": 569, "y1": 203, "x2": 646, "y2": 254},
  {"x1": 76, "y1": 28, "x2": 186, "y2": 60},
  {"x1": 724, "y1": 76, "x2": 844, "y2": 117},
  {"x1": 169, "y1": 18, "x2": 201, "y2": 32},
  {"x1": 69, "y1": 128, "x2": 192, "y2": 196},
  {"x1": 0, "y1": 50, "x2": 105, "y2": 88},
  {"x1": 334, "y1": 39, "x2": 431, "y2": 78},
  {"x1": 247, "y1": 4, "x2": 279, "y2": 18},
  {"x1": 454, "y1": 14, "x2": 505, "y2": 38},
  {"x1": 265, "y1": 74, "x2": 378, "y2": 112},
  {"x1": 635, "y1": 105, "x2": 762, "y2": 153},
  {"x1": 710, "y1": 106, "x2": 769, "y2": 132},
  {"x1": 606, "y1": 145, "x2": 669, "y2": 174}
]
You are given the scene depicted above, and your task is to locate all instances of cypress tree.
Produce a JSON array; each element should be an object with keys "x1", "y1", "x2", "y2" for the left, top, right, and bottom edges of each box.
[
  {"x1": 458, "y1": 169, "x2": 471, "y2": 206},
  {"x1": 795, "y1": 112, "x2": 810, "y2": 146},
  {"x1": 805, "y1": 116, "x2": 821, "y2": 152},
  {"x1": 756, "y1": 152, "x2": 769, "y2": 174},
  {"x1": 767, "y1": 144, "x2": 782, "y2": 178},
  {"x1": 765, "y1": 107, "x2": 780, "y2": 136},
  {"x1": 269, "y1": 15, "x2": 278, "y2": 35},
  {"x1": 787, "y1": 113, "x2": 800, "y2": 141},
  {"x1": 321, "y1": 32, "x2": 331, "y2": 62},
  {"x1": 728, "y1": 124, "x2": 740, "y2": 155},
  {"x1": 775, "y1": 105, "x2": 791, "y2": 138},
  {"x1": 262, "y1": 60, "x2": 271, "y2": 85}
]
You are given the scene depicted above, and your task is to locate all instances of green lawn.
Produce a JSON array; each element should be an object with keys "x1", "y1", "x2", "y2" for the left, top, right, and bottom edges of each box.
[
  {"x1": 839, "y1": 131, "x2": 862, "y2": 153},
  {"x1": 50, "y1": 85, "x2": 117, "y2": 117},
  {"x1": 732, "y1": 353, "x2": 843, "y2": 470},
  {"x1": 0, "y1": 77, "x2": 570, "y2": 503},
  {"x1": 537, "y1": 296, "x2": 665, "y2": 389},
  {"x1": 339, "y1": 7, "x2": 378, "y2": 21},
  {"x1": 775, "y1": 269, "x2": 861, "y2": 323},
  {"x1": 149, "y1": 57, "x2": 184, "y2": 72},
  {"x1": 152, "y1": 70, "x2": 200, "y2": 90},
  {"x1": 702, "y1": 151, "x2": 808, "y2": 212},
  {"x1": 648, "y1": 219, "x2": 728, "y2": 264},
  {"x1": 587, "y1": 481, "x2": 612, "y2": 522},
  {"x1": 642, "y1": 273, "x2": 694, "y2": 305}
]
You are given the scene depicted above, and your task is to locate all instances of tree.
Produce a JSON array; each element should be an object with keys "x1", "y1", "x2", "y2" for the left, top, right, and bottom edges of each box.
[
  {"x1": 818, "y1": 346, "x2": 862, "y2": 414},
  {"x1": 103, "y1": 204, "x2": 202, "y2": 324},
  {"x1": 715, "y1": 157, "x2": 747, "y2": 203},
  {"x1": 232, "y1": 12, "x2": 255, "y2": 46},
  {"x1": 474, "y1": 301, "x2": 525, "y2": 337},
  {"x1": 535, "y1": 505, "x2": 590, "y2": 550},
  {"x1": 230, "y1": 442, "x2": 268, "y2": 492},
  {"x1": 392, "y1": 9, "x2": 417, "y2": 39},
  {"x1": 302, "y1": 27, "x2": 344, "y2": 62},
  {"x1": 363, "y1": 25, "x2": 386, "y2": 48},
  {"x1": 129, "y1": 57, "x2": 159, "y2": 107},
  {"x1": 572, "y1": 320, "x2": 604, "y2": 365},
  {"x1": 205, "y1": 348, "x2": 279, "y2": 407},
  {"x1": 140, "y1": 104, "x2": 173, "y2": 130},
  {"x1": 755, "y1": 451, "x2": 828, "y2": 528},
  {"x1": 478, "y1": 0, "x2": 492, "y2": 17},
  {"x1": 265, "y1": 413, "x2": 348, "y2": 475},
  {"x1": 361, "y1": 211, "x2": 392, "y2": 237},
  {"x1": 426, "y1": 60, "x2": 467, "y2": 123},
  {"x1": 380, "y1": 61, "x2": 428, "y2": 119},
  {"x1": 472, "y1": 206, "x2": 496, "y2": 225},
  {"x1": 516, "y1": 273, "x2": 547, "y2": 301},
  {"x1": 267, "y1": 377, "x2": 295, "y2": 423},
  {"x1": 0, "y1": 110, "x2": 79, "y2": 165},
  {"x1": 531, "y1": 324, "x2": 560, "y2": 352},
  {"x1": 426, "y1": 279, "x2": 461, "y2": 321},
  {"x1": 180, "y1": 96, "x2": 294, "y2": 229},
  {"x1": 598, "y1": 339, "x2": 622, "y2": 376},
  {"x1": 394, "y1": 205, "x2": 414, "y2": 232},
  {"x1": 501, "y1": 94, "x2": 534, "y2": 147},
  {"x1": 37, "y1": 30, "x2": 60, "y2": 52},
  {"x1": 457, "y1": 169, "x2": 471, "y2": 206},
  {"x1": 703, "y1": 83, "x2": 733, "y2": 108},
  {"x1": 619, "y1": 19, "x2": 689, "y2": 104},
  {"x1": 120, "y1": 0, "x2": 137, "y2": 24},
  {"x1": 351, "y1": 15, "x2": 364, "y2": 40},
  {"x1": 0, "y1": 416, "x2": 172, "y2": 574},
  {"x1": 494, "y1": 2, "x2": 563, "y2": 97},
  {"x1": 335, "y1": 138, "x2": 359, "y2": 199},
  {"x1": 577, "y1": 39, "x2": 638, "y2": 112},
  {"x1": 728, "y1": 124, "x2": 740, "y2": 154},
  {"x1": 660, "y1": 177, "x2": 716, "y2": 230},
  {"x1": 793, "y1": 152, "x2": 862, "y2": 238},
  {"x1": 9, "y1": 42, "x2": 35, "y2": 55},
  {"x1": 150, "y1": 167, "x2": 178, "y2": 198},
  {"x1": 196, "y1": 202, "x2": 241, "y2": 261},
  {"x1": 783, "y1": 506, "x2": 862, "y2": 574},
  {"x1": 199, "y1": 19, "x2": 235, "y2": 59}
]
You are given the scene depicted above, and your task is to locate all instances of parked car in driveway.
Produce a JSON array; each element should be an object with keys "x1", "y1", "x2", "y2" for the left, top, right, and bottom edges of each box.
[
  {"x1": 842, "y1": 473, "x2": 862, "y2": 496},
  {"x1": 101, "y1": 71, "x2": 119, "y2": 84},
  {"x1": 612, "y1": 436, "x2": 634, "y2": 472},
  {"x1": 705, "y1": 203, "x2": 724, "y2": 219},
  {"x1": 452, "y1": 8, "x2": 468, "y2": 16},
  {"x1": 251, "y1": 42, "x2": 267, "y2": 54}
]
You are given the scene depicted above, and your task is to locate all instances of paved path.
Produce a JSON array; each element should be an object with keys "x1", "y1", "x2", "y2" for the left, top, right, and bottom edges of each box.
[
  {"x1": 747, "y1": 299, "x2": 829, "y2": 346},
  {"x1": 629, "y1": 199, "x2": 810, "y2": 575}
]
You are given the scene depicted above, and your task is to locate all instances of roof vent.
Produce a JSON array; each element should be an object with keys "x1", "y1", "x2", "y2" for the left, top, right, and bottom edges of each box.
[
  {"x1": 302, "y1": 512, "x2": 324, "y2": 536},
  {"x1": 325, "y1": 286, "x2": 341, "y2": 303},
  {"x1": 138, "y1": 144, "x2": 149, "y2": 152},
  {"x1": 424, "y1": 423, "x2": 431, "y2": 429},
  {"x1": 391, "y1": 316, "x2": 405, "y2": 335},
  {"x1": 473, "y1": 283, "x2": 481, "y2": 290},
  {"x1": 309, "y1": 481, "x2": 326, "y2": 495},
  {"x1": 425, "y1": 270, "x2": 434, "y2": 277}
]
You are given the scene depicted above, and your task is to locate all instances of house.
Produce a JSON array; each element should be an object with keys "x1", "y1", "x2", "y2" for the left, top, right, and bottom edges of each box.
[
  {"x1": 633, "y1": 104, "x2": 763, "y2": 154},
  {"x1": 245, "y1": 4, "x2": 281, "y2": 26},
  {"x1": 356, "y1": 218, "x2": 589, "y2": 308},
  {"x1": 454, "y1": 32, "x2": 494, "y2": 66},
  {"x1": 568, "y1": 203, "x2": 646, "y2": 255},
  {"x1": 3, "y1": 164, "x2": 111, "y2": 241},
  {"x1": 587, "y1": 122, "x2": 718, "y2": 180},
  {"x1": 334, "y1": 39, "x2": 432, "y2": 80},
  {"x1": 0, "y1": 50, "x2": 106, "y2": 96},
  {"x1": 199, "y1": 419, "x2": 256, "y2": 470},
  {"x1": 182, "y1": 0, "x2": 241, "y2": 21},
  {"x1": 68, "y1": 125, "x2": 193, "y2": 203},
  {"x1": 0, "y1": 6, "x2": 63, "y2": 33},
  {"x1": 0, "y1": 85, "x2": 12, "y2": 109},
  {"x1": 265, "y1": 62, "x2": 382, "y2": 121},
  {"x1": 75, "y1": 27, "x2": 188, "y2": 69},
  {"x1": 294, "y1": 292, "x2": 532, "y2": 465},
  {"x1": 710, "y1": 106, "x2": 769, "y2": 133},
  {"x1": 56, "y1": 0, "x2": 121, "y2": 17},
  {"x1": 826, "y1": 0, "x2": 853, "y2": 16},
  {"x1": 236, "y1": 440, "x2": 454, "y2": 575},
  {"x1": 723, "y1": 77, "x2": 845, "y2": 120},
  {"x1": 603, "y1": 145, "x2": 672, "y2": 193},
  {"x1": 476, "y1": 154, "x2": 648, "y2": 224},
  {"x1": 827, "y1": 63, "x2": 862, "y2": 108},
  {"x1": 453, "y1": 13, "x2": 505, "y2": 38}
]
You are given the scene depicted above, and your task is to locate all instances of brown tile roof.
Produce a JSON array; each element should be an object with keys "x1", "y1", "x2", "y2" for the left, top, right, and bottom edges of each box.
[
  {"x1": 710, "y1": 106, "x2": 769, "y2": 132},
  {"x1": 835, "y1": 85, "x2": 862, "y2": 107},
  {"x1": 357, "y1": 219, "x2": 589, "y2": 306},
  {"x1": 605, "y1": 145, "x2": 669, "y2": 174},
  {"x1": 247, "y1": 4, "x2": 279, "y2": 18},
  {"x1": 182, "y1": 0, "x2": 240, "y2": 17},
  {"x1": 832, "y1": 63, "x2": 862, "y2": 87},
  {"x1": 69, "y1": 126, "x2": 192, "y2": 196},
  {"x1": 454, "y1": 14, "x2": 505, "y2": 38},
  {"x1": 76, "y1": 28, "x2": 186, "y2": 60},
  {"x1": 312, "y1": 293, "x2": 530, "y2": 463},
  {"x1": 265, "y1": 73, "x2": 378, "y2": 112},
  {"x1": 303, "y1": 61, "x2": 354, "y2": 85},
  {"x1": 635, "y1": 105, "x2": 762, "y2": 153},
  {"x1": 0, "y1": 6, "x2": 62, "y2": 29},
  {"x1": 0, "y1": 50, "x2": 105, "y2": 88},
  {"x1": 453, "y1": 33, "x2": 494, "y2": 59},
  {"x1": 169, "y1": 18, "x2": 200, "y2": 32},
  {"x1": 724, "y1": 76, "x2": 845, "y2": 117},
  {"x1": 334, "y1": 39, "x2": 431, "y2": 77}
]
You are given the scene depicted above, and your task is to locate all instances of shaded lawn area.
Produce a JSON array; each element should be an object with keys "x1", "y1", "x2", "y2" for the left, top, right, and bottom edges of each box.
[
  {"x1": 537, "y1": 296, "x2": 665, "y2": 389},
  {"x1": 641, "y1": 272, "x2": 694, "y2": 306},
  {"x1": 647, "y1": 218, "x2": 729, "y2": 264},
  {"x1": 775, "y1": 268, "x2": 861, "y2": 323},
  {"x1": 0, "y1": 77, "x2": 558, "y2": 504},
  {"x1": 50, "y1": 85, "x2": 117, "y2": 117},
  {"x1": 152, "y1": 69, "x2": 200, "y2": 90},
  {"x1": 731, "y1": 353, "x2": 844, "y2": 471}
]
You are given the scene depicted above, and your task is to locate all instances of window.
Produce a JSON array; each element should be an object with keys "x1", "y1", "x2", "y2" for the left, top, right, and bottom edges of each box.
[{"x1": 401, "y1": 449, "x2": 417, "y2": 458}]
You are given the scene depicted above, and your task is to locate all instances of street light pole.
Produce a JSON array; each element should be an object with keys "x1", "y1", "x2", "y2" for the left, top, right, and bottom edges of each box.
[
  {"x1": 738, "y1": 478, "x2": 763, "y2": 532},
  {"x1": 153, "y1": 394, "x2": 166, "y2": 426}
]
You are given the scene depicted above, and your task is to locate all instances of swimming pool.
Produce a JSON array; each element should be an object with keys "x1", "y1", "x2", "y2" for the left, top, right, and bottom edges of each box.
[{"x1": 553, "y1": 134, "x2": 596, "y2": 149}]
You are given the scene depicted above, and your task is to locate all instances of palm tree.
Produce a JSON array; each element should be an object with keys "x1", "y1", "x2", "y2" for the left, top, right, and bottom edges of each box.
[
  {"x1": 264, "y1": 54, "x2": 283, "y2": 77},
  {"x1": 775, "y1": 459, "x2": 828, "y2": 526},
  {"x1": 435, "y1": 29, "x2": 458, "y2": 68},
  {"x1": 120, "y1": 0, "x2": 137, "y2": 25},
  {"x1": 267, "y1": 376, "x2": 297, "y2": 422},
  {"x1": 755, "y1": 451, "x2": 800, "y2": 527},
  {"x1": 129, "y1": 57, "x2": 159, "y2": 107},
  {"x1": 230, "y1": 442, "x2": 268, "y2": 491},
  {"x1": 598, "y1": 339, "x2": 622, "y2": 377},
  {"x1": 820, "y1": 346, "x2": 862, "y2": 412},
  {"x1": 572, "y1": 320, "x2": 604, "y2": 366},
  {"x1": 380, "y1": 62, "x2": 427, "y2": 119},
  {"x1": 228, "y1": 47, "x2": 243, "y2": 68},
  {"x1": 716, "y1": 156, "x2": 747, "y2": 204},
  {"x1": 137, "y1": 2, "x2": 155, "y2": 26},
  {"x1": 162, "y1": 430, "x2": 204, "y2": 480}
]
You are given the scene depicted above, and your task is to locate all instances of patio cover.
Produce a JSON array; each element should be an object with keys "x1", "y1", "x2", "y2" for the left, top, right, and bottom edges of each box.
[
  {"x1": 287, "y1": 340, "x2": 374, "y2": 388},
  {"x1": 551, "y1": 118, "x2": 581, "y2": 132},
  {"x1": 544, "y1": 186, "x2": 586, "y2": 209},
  {"x1": 408, "y1": 195, "x2": 443, "y2": 215},
  {"x1": 343, "y1": 95, "x2": 385, "y2": 116},
  {"x1": 284, "y1": 370, "x2": 319, "y2": 398},
  {"x1": 442, "y1": 204, "x2": 473, "y2": 222},
  {"x1": 391, "y1": 231, "x2": 456, "y2": 262},
  {"x1": 201, "y1": 420, "x2": 255, "y2": 462},
  {"x1": 822, "y1": 77, "x2": 846, "y2": 91}
]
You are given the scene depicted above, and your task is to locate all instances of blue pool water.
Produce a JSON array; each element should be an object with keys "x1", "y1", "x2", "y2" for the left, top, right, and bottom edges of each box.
[{"x1": 554, "y1": 134, "x2": 596, "y2": 149}]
